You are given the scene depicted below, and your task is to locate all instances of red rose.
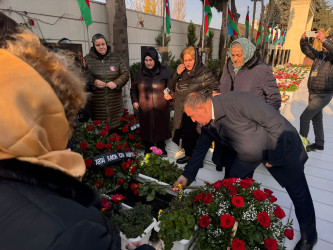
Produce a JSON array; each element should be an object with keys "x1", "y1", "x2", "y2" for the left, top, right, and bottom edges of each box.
[
  {"x1": 105, "y1": 167, "x2": 114, "y2": 177},
  {"x1": 136, "y1": 143, "x2": 141, "y2": 149},
  {"x1": 284, "y1": 229, "x2": 294, "y2": 240},
  {"x1": 138, "y1": 137, "x2": 142, "y2": 141},
  {"x1": 128, "y1": 134, "x2": 134, "y2": 140},
  {"x1": 130, "y1": 120, "x2": 135, "y2": 125},
  {"x1": 125, "y1": 115, "x2": 129, "y2": 119},
  {"x1": 253, "y1": 190, "x2": 267, "y2": 201},
  {"x1": 273, "y1": 206, "x2": 285, "y2": 219},
  {"x1": 99, "y1": 131, "x2": 106, "y2": 137},
  {"x1": 105, "y1": 143, "x2": 112, "y2": 149},
  {"x1": 264, "y1": 238, "x2": 277, "y2": 250},
  {"x1": 130, "y1": 166, "x2": 137, "y2": 174},
  {"x1": 117, "y1": 144, "x2": 123, "y2": 150},
  {"x1": 213, "y1": 180, "x2": 222, "y2": 189},
  {"x1": 203, "y1": 193, "x2": 213, "y2": 204},
  {"x1": 124, "y1": 109, "x2": 129, "y2": 115},
  {"x1": 121, "y1": 117, "x2": 126, "y2": 122},
  {"x1": 117, "y1": 178, "x2": 124, "y2": 185},
  {"x1": 231, "y1": 239, "x2": 246, "y2": 250},
  {"x1": 127, "y1": 159, "x2": 132, "y2": 164},
  {"x1": 84, "y1": 159, "x2": 93, "y2": 167},
  {"x1": 122, "y1": 127, "x2": 128, "y2": 133},
  {"x1": 133, "y1": 189, "x2": 139, "y2": 196},
  {"x1": 122, "y1": 162, "x2": 130, "y2": 170},
  {"x1": 136, "y1": 130, "x2": 140, "y2": 134},
  {"x1": 199, "y1": 215, "x2": 211, "y2": 227},
  {"x1": 94, "y1": 180, "x2": 103, "y2": 189},
  {"x1": 240, "y1": 179, "x2": 251, "y2": 189},
  {"x1": 104, "y1": 124, "x2": 109, "y2": 132},
  {"x1": 29, "y1": 18, "x2": 35, "y2": 26},
  {"x1": 270, "y1": 195, "x2": 277, "y2": 203},
  {"x1": 257, "y1": 211, "x2": 271, "y2": 228},
  {"x1": 114, "y1": 134, "x2": 121, "y2": 141},
  {"x1": 222, "y1": 179, "x2": 233, "y2": 188},
  {"x1": 232, "y1": 196, "x2": 244, "y2": 208},
  {"x1": 92, "y1": 120, "x2": 101, "y2": 125},
  {"x1": 87, "y1": 125, "x2": 93, "y2": 131},
  {"x1": 229, "y1": 185, "x2": 238, "y2": 195},
  {"x1": 264, "y1": 188, "x2": 274, "y2": 196},
  {"x1": 80, "y1": 142, "x2": 88, "y2": 149},
  {"x1": 109, "y1": 137, "x2": 115, "y2": 142},
  {"x1": 220, "y1": 214, "x2": 235, "y2": 228},
  {"x1": 194, "y1": 192, "x2": 205, "y2": 202},
  {"x1": 96, "y1": 142, "x2": 105, "y2": 149}
]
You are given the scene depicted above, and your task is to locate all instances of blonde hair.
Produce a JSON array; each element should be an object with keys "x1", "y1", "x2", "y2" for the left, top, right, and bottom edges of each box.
[
  {"x1": 180, "y1": 46, "x2": 195, "y2": 63},
  {"x1": 4, "y1": 28, "x2": 87, "y2": 133}
]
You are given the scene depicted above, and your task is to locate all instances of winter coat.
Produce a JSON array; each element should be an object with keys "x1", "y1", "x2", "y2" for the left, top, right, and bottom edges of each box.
[
  {"x1": 130, "y1": 66, "x2": 171, "y2": 143},
  {"x1": 220, "y1": 52, "x2": 281, "y2": 110},
  {"x1": 182, "y1": 92, "x2": 308, "y2": 188},
  {"x1": 84, "y1": 47, "x2": 129, "y2": 129},
  {"x1": 0, "y1": 158, "x2": 121, "y2": 250},
  {"x1": 300, "y1": 38, "x2": 333, "y2": 94},
  {"x1": 167, "y1": 49, "x2": 219, "y2": 135}
]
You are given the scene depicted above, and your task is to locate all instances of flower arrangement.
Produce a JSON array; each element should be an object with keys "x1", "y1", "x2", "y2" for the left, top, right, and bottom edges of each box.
[
  {"x1": 118, "y1": 109, "x2": 142, "y2": 150},
  {"x1": 158, "y1": 178, "x2": 293, "y2": 250}
]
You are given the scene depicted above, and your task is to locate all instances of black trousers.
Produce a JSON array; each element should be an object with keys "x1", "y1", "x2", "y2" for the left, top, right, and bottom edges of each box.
[
  {"x1": 180, "y1": 112, "x2": 199, "y2": 157},
  {"x1": 228, "y1": 160, "x2": 317, "y2": 241}
]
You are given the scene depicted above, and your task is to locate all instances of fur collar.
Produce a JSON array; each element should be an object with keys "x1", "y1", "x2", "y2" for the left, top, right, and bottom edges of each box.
[{"x1": 0, "y1": 158, "x2": 100, "y2": 208}]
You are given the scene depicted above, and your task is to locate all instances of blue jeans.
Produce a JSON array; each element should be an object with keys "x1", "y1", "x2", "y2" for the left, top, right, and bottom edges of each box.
[{"x1": 300, "y1": 93, "x2": 333, "y2": 146}]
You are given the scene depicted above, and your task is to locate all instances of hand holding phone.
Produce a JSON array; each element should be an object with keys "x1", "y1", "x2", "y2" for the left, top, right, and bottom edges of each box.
[
  {"x1": 306, "y1": 31, "x2": 318, "y2": 38},
  {"x1": 163, "y1": 87, "x2": 171, "y2": 96}
]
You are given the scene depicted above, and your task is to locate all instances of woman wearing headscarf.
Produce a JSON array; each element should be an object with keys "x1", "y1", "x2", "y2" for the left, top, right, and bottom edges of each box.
[
  {"x1": 84, "y1": 33, "x2": 129, "y2": 130},
  {"x1": 217, "y1": 38, "x2": 281, "y2": 177},
  {"x1": 220, "y1": 37, "x2": 281, "y2": 110},
  {"x1": 130, "y1": 47, "x2": 171, "y2": 155},
  {"x1": 165, "y1": 46, "x2": 219, "y2": 164},
  {"x1": 0, "y1": 13, "x2": 152, "y2": 250}
]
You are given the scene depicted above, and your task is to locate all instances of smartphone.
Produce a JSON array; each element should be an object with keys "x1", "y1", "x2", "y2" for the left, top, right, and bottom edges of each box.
[
  {"x1": 306, "y1": 31, "x2": 318, "y2": 37},
  {"x1": 163, "y1": 87, "x2": 171, "y2": 96}
]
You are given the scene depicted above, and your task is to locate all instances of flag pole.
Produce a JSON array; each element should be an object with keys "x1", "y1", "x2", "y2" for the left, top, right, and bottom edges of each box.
[
  {"x1": 162, "y1": 0, "x2": 165, "y2": 47},
  {"x1": 201, "y1": 0, "x2": 205, "y2": 53}
]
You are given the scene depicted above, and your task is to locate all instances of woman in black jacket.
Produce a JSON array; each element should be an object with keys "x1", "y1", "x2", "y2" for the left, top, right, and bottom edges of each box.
[{"x1": 165, "y1": 46, "x2": 219, "y2": 164}]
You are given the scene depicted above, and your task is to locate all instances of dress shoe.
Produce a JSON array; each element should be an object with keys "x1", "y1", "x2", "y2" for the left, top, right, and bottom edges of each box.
[
  {"x1": 306, "y1": 143, "x2": 324, "y2": 151},
  {"x1": 294, "y1": 237, "x2": 317, "y2": 250},
  {"x1": 176, "y1": 156, "x2": 190, "y2": 164}
]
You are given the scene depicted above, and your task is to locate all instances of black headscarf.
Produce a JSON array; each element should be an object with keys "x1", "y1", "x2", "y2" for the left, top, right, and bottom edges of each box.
[
  {"x1": 142, "y1": 47, "x2": 160, "y2": 76},
  {"x1": 91, "y1": 33, "x2": 110, "y2": 59}
]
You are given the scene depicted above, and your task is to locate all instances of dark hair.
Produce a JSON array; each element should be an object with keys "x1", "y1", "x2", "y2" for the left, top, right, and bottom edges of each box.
[
  {"x1": 0, "y1": 12, "x2": 19, "y2": 48},
  {"x1": 92, "y1": 33, "x2": 107, "y2": 44},
  {"x1": 58, "y1": 38, "x2": 72, "y2": 44}
]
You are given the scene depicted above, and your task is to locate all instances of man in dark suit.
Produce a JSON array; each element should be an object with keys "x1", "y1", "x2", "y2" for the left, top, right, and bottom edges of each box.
[{"x1": 174, "y1": 91, "x2": 317, "y2": 250}]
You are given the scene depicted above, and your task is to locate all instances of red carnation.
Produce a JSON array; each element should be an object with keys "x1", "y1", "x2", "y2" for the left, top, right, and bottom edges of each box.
[
  {"x1": 105, "y1": 167, "x2": 114, "y2": 177},
  {"x1": 273, "y1": 206, "x2": 286, "y2": 219},
  {"x1": 220, "y1": 214, "x2": 235, "y2": 228},
  {"x1": 240, "y1": 179, "x2": 251, "y2": 189},
  {"x1": 138, "y1": 137, "x2": 142, "y2": 141},
  {"x1": 213, "y1": 180, "x2": 223, "y2": 189},
  {"x1": 128, "y1": 134, "x2": 134, "y2": 140},
  {"x1": 104, "y1": 124, "x2": 109, "y2": 133},
  {"x1": 232, "y1": 196, "x2": 244, "y2": 208},
  {"x1": 231, "y1": 239, "x2": 246, "y2": 250},
  {"x1": 117, "y1": 178, "x2": 124, "y2": 185},
  {"x1": 130, "y1": 166, "x2": 137, "y2": 174},
  {"x1": 109, "y1": 137, "x2": 115, "y2": 142},
  {"x1": 99, "y1": 131, "x2": 106, "y2": 137},
  {"x1": 80, "y1": 142, "x2": 88, "y2": 149},
  {"x1": 222, "y1": 179, "x2": 233, "y2": 188},
  {"x1": 94, "y1": 180, "x2": 103, "y2": 189},
  {"x1": 253, "y1": 190, "x2": 267, "y2": 201},
  {"x1": 121, "y1": 117, "x2": 126, "y2": 122},
  {"x1": 136, "y1": 130, "x2": 140, "y2": 134},
  {"x1": 87, "y1": 125, "x2": 93, "y2": 131},
  {"x1": 203, "y1": 193, "x2": 213, "y2": 204},
  {"x1": 105, "y1": 143, "x2": 112, "y2": 149},
  {"x1": 229, "y1": 185, "x2": 238, "y2": 195},
  {"x1": 264, "y1": 188, "x2": 274, "y2": 196},
  {"x1": 122, "y1": 127, "x2": 128, "y2": 133},
  {"x1": 194, "y1": 192, "x2": 205, "y2": 202},
  {"x1": 125, "y1": 115, "x2": 129, "y2": 119},
  {"x1": 136, "y1": 143, "x2": 141, "y2": 149},
  {"x1": 199, "y1": 215, "x2": 211, "y2": 227},
  {"x1": 122, "y1": 162, "x2": 130, "y2": 170},
  {"x1": 270, "y1": 195, "x2": 277, "y2": 203},
  {"x1": 284, "y1": 229, "x2": 294, "y2": 240},
  {"x1": 29, "y1": 18, "x2": 35, "y2": 26},
  {"x1": 130, "y1": 120, "x2": 135, "y2": 125},
  {"x1": 117, "y1": 144, "x2": 123, "y2": 150},
  {"x1": 124, "y1": 109, "x2": 129, "y2": 115},
  {"x1": 257, "y1": 211, "x2": 271, "y2": 228},
  {"x1": 264, "y1": 238, "x2": 277, "y2": 250},
  {"x1": 96, "y1": 142, "x2": 105, "y2": 149},
  {"x1": 92, "y1": 120, "x2": 101, "y2": 125},
  {"x1": 84, "y1": 159, "x2": 93, "y2": 167}
]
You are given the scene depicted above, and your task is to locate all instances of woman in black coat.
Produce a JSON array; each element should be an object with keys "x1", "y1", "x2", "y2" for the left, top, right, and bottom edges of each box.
[{"x1": 165, "y1": 46, "x2": 219, "y2": 164}]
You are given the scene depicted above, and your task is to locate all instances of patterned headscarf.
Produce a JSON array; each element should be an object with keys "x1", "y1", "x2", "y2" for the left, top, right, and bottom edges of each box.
[{"x1": 230, "y1": 38, "x2": 256, "y2": 74}]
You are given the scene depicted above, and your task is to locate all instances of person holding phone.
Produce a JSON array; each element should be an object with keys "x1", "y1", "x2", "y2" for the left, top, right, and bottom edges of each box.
[
  {"x1": 164, "y1": 46, "x2": 219, "y2": 164},
  {"x1": 299, "y1": 30, "x2": 333, "y2": 151},
  {"x1": 130, "y1": 47, "x2": 171, "y2": 156}
]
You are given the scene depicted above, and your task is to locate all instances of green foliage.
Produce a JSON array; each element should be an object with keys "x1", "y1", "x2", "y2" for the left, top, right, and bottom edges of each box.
[
  {"x1": 312, "y1": 0, "x2": 333, "y2": 35},
  {"x1": 208, "y1": 58, "x2": 222, "y2": 79},
  {"x1": 129, "y1": 62, "x2": 141, "y2": 82},
  {"x1": 108, "y1": 203, "x2": 154, "y2": 239},
  {"x1": 206, "y1": 31, "x2": 214, "y2": 61},
  {"x1": 167, "y1": 51, "x2": 181, "y2": 74},
  {"x1": 155, "y1": 32, "x2": 171, "y2": 47},
  {"x1": 186, "y1": 21, "x2": 198, "y2": 47}
]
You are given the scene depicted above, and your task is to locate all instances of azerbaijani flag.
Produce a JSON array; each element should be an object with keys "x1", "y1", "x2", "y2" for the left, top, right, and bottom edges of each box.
[
  {"x1": 256, "y1": 20, "x2": 262, "y2": 44},
  {"x1": 245, "y1": 7, "x2": 250, "y2": 39},
  {"x1": 76, "y1": 0, "x2": 92, "y2": 26},
  {"x1": 166, "y1": 0, "x2": 171, "y2": 34},
  {"x1": 204, "y1": 0, "x2": 212, "y2": 36},
  {"x1": 228, "y1": 4, "x2": 240, "y2": 36},
  {"x1": 265, "y1": 25, "x2": 270, "y2": 43},
  {"x1": 278, "y1": 29, "x2": 284, "y2": 45},
  {"x1": 273, "y1": 28, "x2": 279, "y2": 45},
  {"x1": 269, "y1": 27, "x2": 274, "y2": 44},
  {"x1": 281, "y1": 31, "x2": 287, "y2": 46}
]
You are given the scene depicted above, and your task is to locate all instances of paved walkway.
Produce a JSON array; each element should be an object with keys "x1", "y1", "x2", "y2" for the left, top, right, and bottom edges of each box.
[{"x1": 164, "y1": 72, "x2": 333, "y2": 249}]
